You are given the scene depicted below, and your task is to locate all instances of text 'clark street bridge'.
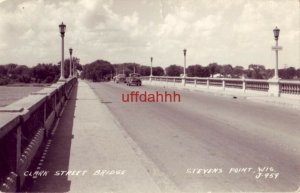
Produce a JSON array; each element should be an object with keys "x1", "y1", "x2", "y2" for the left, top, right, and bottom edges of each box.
[{"x1": 0, "y1": 76, "x2": 300, "y2": 193}]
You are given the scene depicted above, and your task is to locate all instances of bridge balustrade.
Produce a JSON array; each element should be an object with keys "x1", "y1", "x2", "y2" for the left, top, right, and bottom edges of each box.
[
  {"x1": 225, "y1": 80, "x2": 243, "y2": 89},
  {"x1": 245, "y1": 80, "x2": 269, "y2": 92},
  {"x1": 209, "y1": 79, "x2": 223, "y2": 87},
  {"x1": 175, "y1": 78, "x2": 182, "y2": 83},
  {"x1": 185, "y1": 78, "x2": 195, "y2": 84},
  {"x1": 196, "y1": 79, "x2": 207, "y2": 86},
  {"x1": 142, "y1": 76, "x2": 300, "y2": 97},
  {"x1": 280, "y1": 80, "x2": 300, "y2": 95},
  {"x1": 0, "y1": 78, "x2": 77, "y2": 192}
]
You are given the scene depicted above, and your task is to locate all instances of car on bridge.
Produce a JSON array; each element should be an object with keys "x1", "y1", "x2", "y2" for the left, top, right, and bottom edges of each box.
[
  {"x1": 127, "y1": 77, "x2": 142, "y2": 86},
  {"x1": 126, "y1": 73, "x2": 142, "y2": 86},
  {"x1": 114, "y1": 74, "x2": 126, "y2": 83}
]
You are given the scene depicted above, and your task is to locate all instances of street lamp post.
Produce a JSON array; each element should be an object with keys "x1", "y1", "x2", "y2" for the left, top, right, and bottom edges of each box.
[
  {"x1": 150, "y1": 57, "x2": 153, "y2": 82},
  {"x1": 69, "y1": 48, "x2": 73, "y2": 78},
  {"x1": 59, "y1": 22, "x2": 66, "y2": 80},
  {"x1": 150, "y1": 57, "x2": 153, "y2": 76},
  {"x1": 273, "y1": 26, "x2": 280, "y2": 79},
  {"x1": 269, "y1": 26, "x2": 282, "y2": 97},
  {"x1": 183, "y1": 49, "x2": 187, "y2": 85},
  {"x1": 183, "y1": 49, "x2": 187, "y2": 77}
]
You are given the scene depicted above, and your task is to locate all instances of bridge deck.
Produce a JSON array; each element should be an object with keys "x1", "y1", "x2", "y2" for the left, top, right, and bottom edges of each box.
[{"x1": 26, "y1": 81, "x2": 161, "y2": 193}]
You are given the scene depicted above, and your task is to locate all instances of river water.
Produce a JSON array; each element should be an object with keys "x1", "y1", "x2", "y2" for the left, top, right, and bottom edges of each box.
[{"x1": 0, "y1": 86, "x2": 43, "y2": 107}]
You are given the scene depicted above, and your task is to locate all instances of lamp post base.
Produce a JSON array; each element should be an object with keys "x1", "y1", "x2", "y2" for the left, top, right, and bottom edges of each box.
[
  {"x1": 182, "y1": 75, "x2": 186, "y2": 86},
  {"x1": 268, "y1": 78, "x2": 280, "y2": 97},
  {"x1": 58, "y1": 78, "x2": 66, "y2": 82}
]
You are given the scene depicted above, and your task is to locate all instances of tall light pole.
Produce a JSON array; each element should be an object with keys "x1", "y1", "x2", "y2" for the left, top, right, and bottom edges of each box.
[
  {"x1": 269, "y1": 26, "x2": 282, "y2": 97},
  {"x1": 69, "y1": 48, "x2": 73, "y2": 78},
  {"x1": 183, "y1": 49, "x2": 187, "y2": 77},
  {"x1": 150, "y1": 57, "x2": 153, "y2": 76},
  {"x1": 272, "y1": 26, "x2": 281, "y2": 79},
  {"x1": 59, "y1": 22, "x2": 66, "y2": 80}
]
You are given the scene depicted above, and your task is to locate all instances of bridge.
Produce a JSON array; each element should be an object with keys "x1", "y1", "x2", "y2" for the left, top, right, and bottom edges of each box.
[{"x1": 0, "y1": 77, "x2": 299, "y2": 193}]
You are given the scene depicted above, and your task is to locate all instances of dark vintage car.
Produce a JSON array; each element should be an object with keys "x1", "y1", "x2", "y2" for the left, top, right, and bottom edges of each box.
[{"x1": 127, "y1": 77, "x2": 142, "y2": 86}]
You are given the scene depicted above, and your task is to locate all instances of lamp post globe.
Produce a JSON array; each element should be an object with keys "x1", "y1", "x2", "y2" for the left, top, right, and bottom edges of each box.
[
  {"x1": 59, "y1": 22, "x2": 66, "y2": 80},
  {"x1": 59, "y1": 22, "x2": 66, "y2": 36},
  {"x1": 273, "y1": 26, "x2": 280, "y2": 41}
]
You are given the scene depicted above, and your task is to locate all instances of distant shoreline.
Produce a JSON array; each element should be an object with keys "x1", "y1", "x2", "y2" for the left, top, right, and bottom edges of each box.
[{"x1": 0, "y1": 83, "x2": 51, "y2": 87}]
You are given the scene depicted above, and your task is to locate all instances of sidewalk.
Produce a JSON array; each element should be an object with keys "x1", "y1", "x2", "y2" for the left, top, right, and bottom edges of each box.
[{"x1": 27, "y1": 80, "x2": 161, "y2": 193}]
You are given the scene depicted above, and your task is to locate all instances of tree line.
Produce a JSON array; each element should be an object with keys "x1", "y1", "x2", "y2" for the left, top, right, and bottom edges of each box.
[
  {"x1": 80, "y1": 60, "x2": 165, "y2": 82},
  {"x1": 80, "y1": 60, "x2": 300, "y2": 82},
  {"x1": 1, "y1": 59, "x2": 299, "y2": 85},
  {"x1": 0, "y1": 58, "x2": 81, "y2": 85}
]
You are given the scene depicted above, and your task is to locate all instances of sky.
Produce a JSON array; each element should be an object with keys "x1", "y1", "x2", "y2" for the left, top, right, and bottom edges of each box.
[{"x1": 0, "y1": 0, "x2": 299, "y2": 69}]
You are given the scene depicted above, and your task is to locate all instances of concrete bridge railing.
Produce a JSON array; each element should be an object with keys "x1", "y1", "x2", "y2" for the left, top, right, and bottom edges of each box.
[
  {"x1": 141, "y1": 76, "x2": 300, "y2": 97},
  {"x1": 0, "y1": 78, "x2": 77, "y2": 192}
]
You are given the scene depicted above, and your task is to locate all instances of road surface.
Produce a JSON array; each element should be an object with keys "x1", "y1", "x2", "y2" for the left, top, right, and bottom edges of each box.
[{"x1": 87, "y1": 81, "x2": 300, "y2": 193}]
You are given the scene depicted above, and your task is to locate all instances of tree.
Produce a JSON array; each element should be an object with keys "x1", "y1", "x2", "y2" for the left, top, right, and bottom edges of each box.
[
  {"x1": 165, "y1": 65, "x2": 183, "y2": 76},
  {"x1": 246, "y1": 64, "x2": 266, "y2": 79},
  {"x1": 279, "y1": 67, "x2": 297, "y2": 79},
  {"x1": 220, "y1": 64, "x2": 233, "y2": 77},
  {"x1": 14, "y1": 65, "x2": 31, "y2": 83},
  {"x1": 152, "y1": 67, "x2": 164, "y2": 76},
  {"x1": 187, "y1": 65, "x2": 199, "y2": 77},
  {"x1": 5, "y1": 63, "x2": 18, "y2": 79},
  {"x1": 208, "y1": 63, "x2": 220, "y2": 77},
  {"x1": 297, "y1": 69, "x2": 300, "y2": 79},
  {"x1": 74, "y1": 57, "x2": 82, "y2": 71},
  {"x1": 139, "y1": 65, "x2": 150, "y2": 76},
  {"x1": 81, "y1": 60, "x2": 114, "y2": 82},
  {"x1": 113, "y1": 63, "x2": 141, "y2": 76},
  {"x1": 232, "y1": 66, "x2": 244, "y2": 78},
  {"x1": 6, "y1": 63, "x2": 17, "y2": 74},
  {"x1": 0, "y1": 65, "x2": 8, "y2": 75},
  {"x1": 0, "y1": 65, "x2": 9, "y2": 85},
  {"x1": 285, "y1": 67, "x2": 296, "y2": 79},
  {"x1": 186, "y1": 65, "x2": 210, "y2": 77},
  {"x1": 32, "y1": 63, "x2": 59, "y2": 83}
]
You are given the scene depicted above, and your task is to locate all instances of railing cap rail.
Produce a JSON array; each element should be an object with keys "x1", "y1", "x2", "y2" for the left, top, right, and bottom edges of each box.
[
  {"x1": 144, "y1": 76, "x2": 271, "y2": 82},
  {"x1": 0, "y1": 113, "x2": 21, "y2": 139},
  {"x1": 279, "y1": 79, "x2": 300, "y2": 84},
  {"x1": 245, "y1": 79, "x2": 269, "y2": 83},
  {"x1": 140, "y1": 75, "x2": 300, "y2": 88},
  {"x1": 31, "y1": 87, "x2": 58, "y2": 97},
  {"x1": 1, "y1": 94, "x2": 47, "y2": 122}
]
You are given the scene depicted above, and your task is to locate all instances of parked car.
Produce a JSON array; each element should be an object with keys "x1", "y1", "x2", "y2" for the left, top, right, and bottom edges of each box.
[
  {"x1": 127, "y1": 77, "x2": 142, "y2": 86},
  {"x1": 114, "y1": 74, "x2": 126, "y2": 83}
]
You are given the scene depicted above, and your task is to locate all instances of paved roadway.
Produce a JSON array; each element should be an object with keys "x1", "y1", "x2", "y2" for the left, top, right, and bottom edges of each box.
[{"x1": 88, "y1": 81, "x2": 300, "y2": 193}]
